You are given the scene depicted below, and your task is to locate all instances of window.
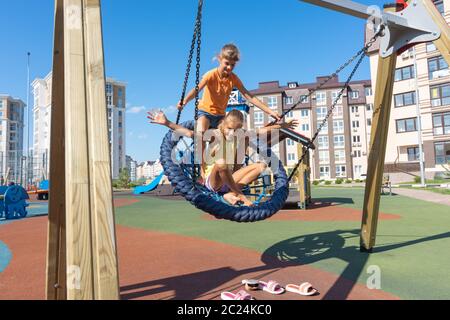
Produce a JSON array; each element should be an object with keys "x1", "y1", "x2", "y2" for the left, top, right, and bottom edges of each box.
[
  {"x1": 318, "y1": 121, "x2": 328, "y2": 134},
  {"x1": 285, "y1": 96, "x2": 294, "y2": 105},
  {"x1": 354, "y1": 150, "x2": 362, "y2": 158},
  {"x1": 367, "y1": 119, "x2": 372, "y2": 126},
  {"x1": 349, "y1": 90, "x2": 359, "y2": 99},
  {"x1": 435, "y1": 141, "x2": 450, "y2": 164},
  {"x1": 395, "y1": 65, "x2": 415, "y2": 81},
  {"x1": 351, "y1": 106, "x2": 359, "y2": 113},
  {"x1": 319, "y1": 150, "x2": 329, "y2": 163},
  {"x1": 433, "y1": 112, "x2": 450, "y2": 135},
  {"x1": 300, "y1": 95, "x2": 309, "y2": 103},
  {"x1": 427, "y1": 42, "x2": 437, "y2": 52},
  {"x1": 287, "y1": 139, "x2": 295, "y2": 146},
  {"x1": 286, "y1": 111, "x2": 294, "y2": 118},
  {"x1": 288, "y1": 153, "x2": 296, "y2": 161},
  {"x1": 254, "y1": 111, "x2": 264, "y2": 124},
  {"x1": 430, "y1": 83, "x2": 450, "y2": 107},
  {"x1": 352, "y1": 121, "x2": 360, "y2": 128},
  {"x1": 428, "y1": 56, "x2": 449, "y2": 80},
  {"x1": 353, "y1": 136, "x2": 361, "y2": 143},
  {"x1": 434, "y1": 0, "x2": 444, "y2": 16},
  {"x1": 333, "y1": 105, "x2": 343, "y2": 118},
  {"x1": 334, "y1": 135, "x2": 345, "y2": 148},
  {"x1": 365, "y1": 87, "x2": 373, "y2": 96},
  {"x1": 333, "y1": 120, "x2": 344, "y2": 134},
  {"x1": 318, "y1": 136, "x2": 329, "y2": 149},
  {"x1": 407, "y1": 147, "x2": 420, "y2": 161},
  {"x1": 336, "y1": 165, "x2": 347, "y2": 178},
  {"x1": 316, "y1": 92, "x2": 327, "y2": 106},
  {"x1": 331, "y1": 91, "x2": 343, "y2": 104},
  {"x1": 267, "y1": 96, "x2": 278, "y2": 109},
  {"x1": 301, "y1": 124, "x2": 310, "y2": 131},
  {"x1": 319, "y1": 166, "x2": 330, "y2": 179},
  {"x1": 118, "y1": 88, "x2": 123, "y2": 97},
  {"x1": 316, "y1": 107, "x2": 327, "y2": 119},
  {"x1": 396, "y1": 118, "x2": 417, "y2": 133},
  {"x1": 301, "y1": 109, "x2": 309, "y2": 117},
  {"x1": 288, "y1": 82, "x2": 298, "y2": 89},
  {"x1": 395, "y1": 91, "x2": 416, "y2": 107},
  {"x1": 354, "y1": 165, "x2": 362, "y2": 175}
]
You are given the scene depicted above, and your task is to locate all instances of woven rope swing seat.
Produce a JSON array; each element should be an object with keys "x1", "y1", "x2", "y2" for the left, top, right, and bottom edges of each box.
[{"x1": 160, "y1": 121, "x2": 289, "y2": 223}]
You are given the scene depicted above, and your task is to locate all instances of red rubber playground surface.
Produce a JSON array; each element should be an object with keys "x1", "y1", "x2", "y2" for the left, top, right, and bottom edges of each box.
[{"x1": 1, "y1": 187, "x2": 450, "y2": 300}]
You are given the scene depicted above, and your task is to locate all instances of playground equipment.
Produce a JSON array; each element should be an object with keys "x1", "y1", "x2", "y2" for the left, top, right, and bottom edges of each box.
[
  {"x1": 43, "y1": 0, "x2": 450, "y2": 300},
  {"x1": 46, "y1": 0, "x2": 119, "y2": 300},
  {"x1": 300, "y1": 0, "x2": 450, "y2": 251},
  {"x1": 296, "y1": 145, "x2": 312, "y2": 210},
  {"x1": 0, "y1": 184, "x2": 29, "y2": 220},
  {"x1": 133, "y1": 173, "x2": 164, "y2": 195}
]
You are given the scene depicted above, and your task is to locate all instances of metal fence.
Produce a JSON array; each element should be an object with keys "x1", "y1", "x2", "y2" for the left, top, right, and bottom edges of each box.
[{"x1": 0, "y1": 149, "x2": 48, "y2": 187}]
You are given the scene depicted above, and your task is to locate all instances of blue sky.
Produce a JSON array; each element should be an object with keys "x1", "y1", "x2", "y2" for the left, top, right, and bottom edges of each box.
[{"x1": 0, "y1": 0, "x2": 385, "y2": 163}]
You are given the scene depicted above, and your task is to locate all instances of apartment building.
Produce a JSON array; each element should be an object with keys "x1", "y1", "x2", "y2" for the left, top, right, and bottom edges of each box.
[
  {"x1": 366, "y1": 0, "x2": 450, "y2": 182},
  {"x1": 32, "y1": 72, "x2": 127, "y2": 180},
  {"x1": 247, "y1": 78, "x2": 373, "y2": 181},
  {"x1": 0, "y1": 95, "x2": 25, "y2": 183},
  {"x1": 126, "y1": 155, "x2": 137, "y2": 182}
]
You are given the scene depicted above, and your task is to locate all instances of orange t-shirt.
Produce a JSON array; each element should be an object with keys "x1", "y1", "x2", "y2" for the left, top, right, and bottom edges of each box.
[{"x1": 198, "y1": 68, "x2": 245, "y2": 116}]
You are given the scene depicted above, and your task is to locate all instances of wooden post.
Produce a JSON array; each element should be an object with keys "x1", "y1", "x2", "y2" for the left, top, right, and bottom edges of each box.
[
  {"x1": 46, "y1": 0, "x2": 119, "y2": 300},
  {"x1": 422, "y1": 0, "x2": 450, "y2": 66},
  {"x1": 83, "y1": 0, "x2": 120, "y2": 299},
  {"x1": 46, "y1": 0, "x2": 66, "y2": 300},
  {"x1": 297, "y1": 143, "x2": 308, "y2": 209},
  {"x1": 360, "y1": 53, "x2": 397, "y2": 252}
]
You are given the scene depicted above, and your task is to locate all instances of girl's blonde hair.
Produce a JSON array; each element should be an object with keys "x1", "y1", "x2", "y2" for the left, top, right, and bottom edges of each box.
[
  {"x1": 218, "y1": 110, "x2": 244, "y2": 131},
  {"x1": 219, "y1": 44, "x2": 240, "y2": 62}
]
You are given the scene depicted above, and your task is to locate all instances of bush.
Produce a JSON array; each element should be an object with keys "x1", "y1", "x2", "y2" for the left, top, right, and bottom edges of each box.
[
  {"x1": 414, "y1": 176, "x2": 421, "y2": 184},
  {"x1": 325, "y1": 180, "x2": 332, "y2": 185},
  {"x1": 312, "y1": 180, "x2": 320, "y2": 186},
  {"x1": 345, "y1": 179, "x2": 352, "y2": 184},
  {"x1": 335, "y1": 178, "x2": 343, "y2": 185}
]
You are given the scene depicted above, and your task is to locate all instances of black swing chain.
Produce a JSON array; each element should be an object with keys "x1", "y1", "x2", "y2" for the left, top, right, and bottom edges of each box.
[
  {"x1": 192, "y1": 0, "x2": 203, "y2": 181},
  {"x1": 176, "y1": 0, "x2": 204, "y2": 125},
  {"x1": 286, "y1": 29, "x2": 382, "y2": 183}
]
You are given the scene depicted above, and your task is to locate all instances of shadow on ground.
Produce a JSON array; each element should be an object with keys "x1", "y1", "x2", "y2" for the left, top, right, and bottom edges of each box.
[{"x1": 120, "y1": 229, "x2": 450, "y2": 300}]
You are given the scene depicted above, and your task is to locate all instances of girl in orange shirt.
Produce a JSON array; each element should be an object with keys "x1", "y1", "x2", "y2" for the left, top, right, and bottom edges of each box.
[{"x1": 177, "y1": 43, "x2": 282, "y2": 130}]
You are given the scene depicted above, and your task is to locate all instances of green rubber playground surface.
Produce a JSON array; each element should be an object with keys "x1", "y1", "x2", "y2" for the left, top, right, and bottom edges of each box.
[{"x1": 115, "y1": 187, "x2": 450, "y2": 300}]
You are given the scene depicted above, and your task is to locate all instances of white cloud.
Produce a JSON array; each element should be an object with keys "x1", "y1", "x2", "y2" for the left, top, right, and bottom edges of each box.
[
  {"x1": 138, "y1": 134, "x2": 149, "y2": 140},
  {"x1": 127, "y1": 106, "x2": 146, "y2": 114}
]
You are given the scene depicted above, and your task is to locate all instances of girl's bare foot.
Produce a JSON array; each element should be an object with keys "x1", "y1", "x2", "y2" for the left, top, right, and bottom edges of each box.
[
  {"x1": 223, "y1": 193, "x2": 241, "y2": 205},
  {"x1": 238, "y1": 194, "x2": 254, "y2": 207}
]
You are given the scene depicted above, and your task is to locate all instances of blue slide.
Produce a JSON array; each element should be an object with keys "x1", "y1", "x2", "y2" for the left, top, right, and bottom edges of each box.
[{"x1": 133, "y1": 173, "x2": 164, "y2": 195}]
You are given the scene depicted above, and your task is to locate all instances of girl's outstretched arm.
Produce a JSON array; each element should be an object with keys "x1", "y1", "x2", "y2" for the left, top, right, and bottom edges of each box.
[
  {"x1": 147, "y1": 110, "x2": 194, "y2": 138},
  {"x1": 177, "y1": 77, "x2": 208, "y2": 110},
  {"x1": 256, "y1": 119, "x2": 299, "y2": 135},
  {"x1": 239, "y1": 85, "x2": 282, "y2": 121}
]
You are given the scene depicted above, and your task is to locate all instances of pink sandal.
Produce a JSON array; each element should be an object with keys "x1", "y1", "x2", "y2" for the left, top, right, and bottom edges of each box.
[
  {"x1": 286, "y1": 282, "x2": 318, "y2": 296},
  {"x1": 242, "y1": 279, "x2": 285, "y2": 295},
  {"x1": 221, "y1": 290, "x2": 254, "y2": 300}
]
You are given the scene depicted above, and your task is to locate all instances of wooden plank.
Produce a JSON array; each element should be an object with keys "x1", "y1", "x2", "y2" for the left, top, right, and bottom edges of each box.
[
  {"x1": 46, "y1": 0, "x2": 67, "y2": 300},
  {"x1": 422, "y1": 0, "x2": 450, "y2": 66},
  {"x1": 360, "y1": 53, "x2": 397, "y2": 252},
  {"x1": 83, "y1": 0, "x2": 120, "y2": 300},
  {"x1": 64, "y1": 0, "x2": 94, "y2": 299},
  {"x1": 297, "y1": 145, "x2": 306, "y2": 208}
]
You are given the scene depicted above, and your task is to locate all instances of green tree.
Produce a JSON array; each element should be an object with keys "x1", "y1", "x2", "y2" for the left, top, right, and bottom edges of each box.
[{"x1": 118, "y1": 168, "x2": 131, "y2": 189}]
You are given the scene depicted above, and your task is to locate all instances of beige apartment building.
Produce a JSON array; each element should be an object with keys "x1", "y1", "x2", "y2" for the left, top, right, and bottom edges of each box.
[
  {"x1": 247, "y1": 78, "x2": 373, "y2": 181},
  {"x1": 32, "y1": 72, "x2": 127, "y2": 180},
  {"x1": 367, "y1": 0, "x2": 450, "y2": 182}
]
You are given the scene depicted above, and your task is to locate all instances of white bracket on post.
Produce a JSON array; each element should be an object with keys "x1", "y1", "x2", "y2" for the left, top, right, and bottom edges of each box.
[{"x1": 299, "y1": 0, "x2": 441, "y2": 57}]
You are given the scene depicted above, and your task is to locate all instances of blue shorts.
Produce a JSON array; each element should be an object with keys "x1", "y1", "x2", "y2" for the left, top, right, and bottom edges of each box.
[{"x1": 198, "y1": 110, "x2": 225, "y2": 129}]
